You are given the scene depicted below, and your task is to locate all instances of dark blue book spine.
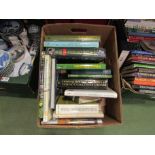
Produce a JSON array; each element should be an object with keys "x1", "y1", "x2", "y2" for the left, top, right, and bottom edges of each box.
[
  {"x1": 131, "y1": 50, "x2": 155, "y2": 56},
  {"x1": 128, "y1": 32, "x2": 155, "y2": 37},
  {"x1": 70, "y1": 69, "x2": 111, "y2": 75}
]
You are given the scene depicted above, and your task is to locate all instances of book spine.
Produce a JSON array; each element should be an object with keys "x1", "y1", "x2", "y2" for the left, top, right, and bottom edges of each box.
[
  {"x1": 135, "y1": 77, "x2": 155, "y2": 82},
  {"x1": 132, "y1": 81, "x2": 155, "y2": 86},
  {"x1": 42, "y1": 118, "x2": 103, "y2": 125},
  {"x1": 132, "y1": 85, "x2": 155, "y2": 90},
  {"x1": 57, "y1": 79, "x2": 108, "y2": 88},
  {"x1": 68, "y1": 74, "x2": 112, "y2": 78},
  {"x1": 138, "y1": 68, "x2": 155, "y2": 73},
  {"x1": 50, "y1": 58, "x2": 56, "y2": 109},
  {"x1": 130, "y1": 56, "x2": 155, "y2": 62},
  {"x1": 128, "y1": 31, "x2": 155, "y2": 37},
  {"x1": 45, "y1": 35, "x2": 101, "y2": 42},
  {"x1": 127, "y1": 27, "x2": 155, "y2": 34},
  {"x1": 56, "y1": 104, "x2": 101, "y2": 115},
  {"x1": 46, "y1": 48, "x2": 106, "y2": 58},
  {"x1": 134, "y1": 63, "x2": 155, "y2": 69},
  {"x1": 44, "y1": 41, "x2": 99, "y2": 48},
  {"x1": 56, "y1": 63, "x2": 106, "y2": 70},
  {"x1": 43, "y1": 54, "x2": 53, "y2": 122},
  {"x1": 138, "y1": 89, "x2": 155, "y2": 94},
  {"x1": 128, "y1": 36, "x2": 155, "y2": 42},
  {"x1": 131, "y1": 50, "x2": 155, "y2": 56},
  {"x1": 70, "y1": 69, "x2": 111, "y2": 75}
]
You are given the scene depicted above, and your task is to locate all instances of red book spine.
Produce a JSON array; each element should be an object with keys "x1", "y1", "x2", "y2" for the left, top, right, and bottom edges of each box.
[{"x1": 131, "y1": 56, "x2": 155, "y2": 62}]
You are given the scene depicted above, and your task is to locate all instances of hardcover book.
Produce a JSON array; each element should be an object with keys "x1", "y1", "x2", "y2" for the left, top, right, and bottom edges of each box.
[
  {"x1": 57, "y1": 79, "x2": 108, "y2": 89},
  {"x1": 44, "y1": 41, "x2": 99, "y2": 48},
  {"x1": 56, "y1": 63, "x2": 106, "y2": 70},
  {"x1": 132, "y1": 85, "x2": 155, "y2": 90},
  {"x1": 64, "y1": 88, "x2": 118, "y2": 98},
  {"x1": 68, "y1": 74, "x2": 112, "y2": 78},
  {"x1": 45, "y1": 35, "x2": 101, "y2": 42},
  {"x1": 46, "y1": 48, "x2": 106, "y2": 59}
]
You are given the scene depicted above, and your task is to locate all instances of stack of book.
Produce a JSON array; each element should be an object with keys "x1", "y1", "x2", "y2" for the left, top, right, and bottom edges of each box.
[
  {"x1": 125, "y1": 20, "x2": 155, "y2": 43},
  {"x1": 122, "y1": 50, "x2": 155, "y2": 96},
  {"x1": 39, "y1": 35, "x2": 117, "y2": 125}
]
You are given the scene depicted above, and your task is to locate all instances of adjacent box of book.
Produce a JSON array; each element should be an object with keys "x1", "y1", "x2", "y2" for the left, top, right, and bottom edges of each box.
[{"x1": 38, "y1": 23, "x2": 122, "y2": 128}]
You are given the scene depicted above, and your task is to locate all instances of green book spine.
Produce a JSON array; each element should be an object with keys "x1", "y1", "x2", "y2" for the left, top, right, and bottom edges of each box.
[
  {"x1": 68, "y1": 74, "x2": 112, "y2": 78},
  {"x1": 46, "y1": 48, "x2": 106, "y2": 58},
  {"x1": 45, "y1": 35, "x2": 101, "y2": 42},
  {"x1": 134, "y1": 63, "x2": 155, "y2": 69},
  {"x1": 56, "y1": 63, "x2": 106, "y2": 70}
]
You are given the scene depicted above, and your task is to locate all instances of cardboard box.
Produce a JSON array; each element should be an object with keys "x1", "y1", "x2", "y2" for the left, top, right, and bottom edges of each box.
[{"x1": 38, "y1": 23, "x2": 122, "y2": 128}]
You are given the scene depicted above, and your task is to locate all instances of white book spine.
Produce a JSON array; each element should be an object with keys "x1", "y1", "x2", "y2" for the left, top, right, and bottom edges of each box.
[
  {"x1": 50, "y1": 58, "x2": 56, "y2": 109},
  {"x1": 56, "y1": 104, "x2": 100, "y2": 114},
  {"x1": 43, "y1": 55, "x2": 52, "y2": 122}
]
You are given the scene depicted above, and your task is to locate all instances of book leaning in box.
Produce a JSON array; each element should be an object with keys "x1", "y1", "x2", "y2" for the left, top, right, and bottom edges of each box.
[{"x1": 39, "y1": 35, "x2": 118, "y2": 125}]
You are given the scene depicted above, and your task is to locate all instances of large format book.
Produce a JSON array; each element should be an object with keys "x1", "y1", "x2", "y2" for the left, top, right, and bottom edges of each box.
[
  {"x1": 46, "y1": 48, "x2": 106, "y2": 59},
  {"x1": 43, "y1": 54, "x2": 53, "y2": 122},
  {"x1": 55, "y1": 105, "x2": 104, "y2": 118},
  {"x1": 57, "y1": 79, "x2": 108, "y2": 89},
  {"x1": 132, "y1": 85, "x2": 155, "y2": 90},
  {"x1": 42, "y1": 118, "x2": 103, "y2": 125},
  {"x1": 44, "y1": 41, "x2": 99, "y2": 48},
  {"x1": 55, "y1": 96, "x2": 104, "y2": 118},
  {"x1": 122, "y1": 63, "x2": 155, "y2": 71},
  {"x1": 64, "y1": 88, "x2": 117, "y2": 98},
  {"x1": 45, "y1": 35, "x2": 101, "y2": 42},
  {"x1": 68, "y1": 74, "x2": 112, "y2": 79},
  {"x1": 56, "y1": 63, "x2": 106, "y2": 70},
  {"x1": 70, "y1": 69, "x2": 111, "y2": 75},
  {"x1": 129, "y1": 77, "x2": 155, "y2": 86}
]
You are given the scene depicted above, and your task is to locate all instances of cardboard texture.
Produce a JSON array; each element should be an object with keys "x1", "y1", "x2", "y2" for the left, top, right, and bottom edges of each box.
[{"x1": 38, "y1": 23, "x2": 122, "y2": 128}]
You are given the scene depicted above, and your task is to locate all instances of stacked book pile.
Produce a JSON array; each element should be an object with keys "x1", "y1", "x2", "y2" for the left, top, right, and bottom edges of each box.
[
  {"x1": 122, "y1": 50, "x2": 155, "y2": 96},
  {"x1": 39, "y1": 35, "x2": 117, "y2": 125},
  {"x1": 125, "y1": 19, "x2": 155, "y2": 52}
]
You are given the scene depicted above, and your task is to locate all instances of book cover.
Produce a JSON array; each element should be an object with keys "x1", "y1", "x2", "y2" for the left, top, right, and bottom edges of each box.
[
  {"x1": 45, "y1": 35, "x2": 101, "y2": 42},
  {"x1": 56, "y1": 63, "x2": 106, "y2": 70},
  {"x1": 57, "y1": 79, "x2": 108, "y2": 89},
  {"x1": 68, "y1": 74, "x2": 112, "y2": 78},
  {"x1": 70, "y1": 69, "x2": 111, "y2": 75},
  {"x1": 64, "y1": 88, "x2": 118, "y2": 98},
  {"x1": 46, "y1": 48, "x2": 106, "y2": 58},
  {"x1": 44, "y1": 41, "x2": 99, "y2": 48}
]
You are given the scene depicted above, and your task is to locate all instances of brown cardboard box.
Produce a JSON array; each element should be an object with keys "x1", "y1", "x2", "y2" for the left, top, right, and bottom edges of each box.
[{"x1": 38, "y1": 23, "x2": 122, "y2": 128}]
